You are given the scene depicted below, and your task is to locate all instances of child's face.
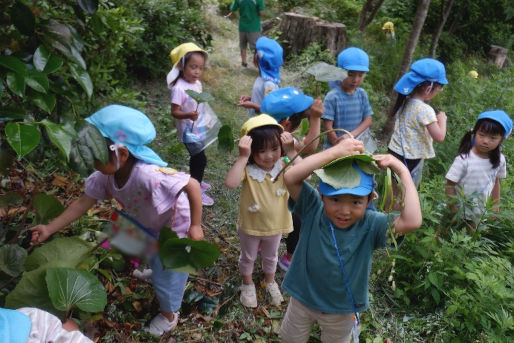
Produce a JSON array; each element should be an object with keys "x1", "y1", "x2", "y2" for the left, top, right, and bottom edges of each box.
[
  {"x1": 252, "y1": 140, "x2": 282, "y2": 171},
  {"x1": 182, "y1": 53, "x2": 205, "y2": 83},
  {"x1": 321, "y1": 193, "x2": 369, "y2": 229},
  {"x1": 341, "y1": 71, "x2": 366, "y2": 93},
  {"x1": 473, "y1": 129, "x2": 503, "y2": 157}
]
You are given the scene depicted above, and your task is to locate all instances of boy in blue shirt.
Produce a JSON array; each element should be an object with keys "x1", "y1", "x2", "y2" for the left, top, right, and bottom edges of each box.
[
  {"x1": 323, "y1": 47, "x2": 374, "y2": 150},
  {"x1": 281, "y1": 138, "x2": 422, "y2": 343}
]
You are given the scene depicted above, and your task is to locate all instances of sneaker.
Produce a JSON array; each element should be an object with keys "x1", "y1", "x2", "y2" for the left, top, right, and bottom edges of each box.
[
  {"x1": 266, "y1": 281, "x2": 284, "y2": 306},
  {"x1": 132, "y1": 268, "x2": 153, "y2": 280},
  {"x1": 240, "y1": 283, "x2": 257, "y2": 308},
  {"x1": 278, "y1": 253, "x2": 291, "y2": 272},
  {"x1": 202, "y1": 192, "x2": 214, "y2": 206},
  {"x1": 145, "y1": 312, "x2": 179, "y2": 336},
  {"x1": 200, "y1": 181, "x2": 212, "y2": 191}
]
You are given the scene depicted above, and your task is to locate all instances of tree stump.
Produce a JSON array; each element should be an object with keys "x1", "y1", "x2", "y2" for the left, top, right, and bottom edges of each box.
[
  {"x1": 278, "y1": 12, "x2": 347, "y2": 58},
  {"x1": 488, "y1": 45, "x2": 508, "y2": 68}
]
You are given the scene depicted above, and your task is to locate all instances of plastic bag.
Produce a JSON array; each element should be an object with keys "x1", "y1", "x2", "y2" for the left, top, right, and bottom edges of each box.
[
  {"x1": 182, "y1": 102, "x2": 222, "y2": 155},
  {"x1": 355, "y1": 128, "x2": 377, "y2": 153}
]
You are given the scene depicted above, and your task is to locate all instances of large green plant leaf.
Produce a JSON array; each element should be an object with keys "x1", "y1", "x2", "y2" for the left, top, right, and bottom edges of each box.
[
  {"x1": 69, "y1": 64, "x2": 93, "y2": 98},
  {"x1": 9, "y1": 1, "x2": 35, "y2": 35},
  {"x1": 68, "y1": 120, "x2": 108, "y2": 175},
  {"x1": 78, "y1": 0, "x2": 99, "y2": 14},
  {"x1": 6, "y1": 72, "x2": 26, "y2": 97},
  {"x1": 33, "y1": 45, "x2": 50, "y2": 71},
  {"x1": 159, "y1": 235, "x2": 220, "y2": 274},
  {"x1": 46, "y1": 268, "x2": 107, "y2": 313},
  {"x1": 25, "y1": 237, "x2": 92, "y2": 272},
  {"x1": 41, "y1": 119, "x2": 76, "y2": 160},
  {"x1": 43, "y1": 54, "x2": 63, "y2": 74},
  {"x1": 33, "y1": 193, "x2": 65, "y2": 225},
  {"x1": 0, "y1": 55, "x2": 27, "y2": 76},
  {"x1": 31, "y1": 93, "x2": 56, "y2": 113},
  {"x1": 313, "y1": 154, "x2": 380, "y2": 189},
  {"x1": 217, "y1": 125, "x2": 234, "y2": 153},
  {"x1": 306, "y1": 62, "x2": 347, "y2": 82},
  {"x1": 26, "y1": 69, "x2": 49, "y2": 93},
  {"x1": 0, "y1": 244, "x2": 27, "y2": 277},
  {"x1": 43, "y1": 20, "x2": 87, "y2": 69},
  {"x1": 185, "y1": 89, "x2": 214, "y2": 103},
  {"x1": 5, "y1": 122, "x2": 40, "y2": 157}
]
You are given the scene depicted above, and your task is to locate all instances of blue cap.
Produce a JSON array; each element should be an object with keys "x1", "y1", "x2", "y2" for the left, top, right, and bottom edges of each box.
[
  {"x1": 318, "y1": 163, "x2": 374, "y2": 196},
  {"x1": 337, "y1": 47, "x2": 369, "y2": 72},
  {"x1": 477, "y1": 110, "x2": 512, "y2": 138},
  {"x1": 0, "y1": 308, "x2": 31, "y2": 343},
  {"x1": 86, "y1": 105, "x2": 167, "y2": 167},
  {"x1": 260, "y1": 87, "x2": 314, "y2": 121},
  {"x1": 394, "y1": 58, "x2": 448, "y2": 95},
  {"x1": 256, "y1": 37, "x2": 283, "y2": 84}
]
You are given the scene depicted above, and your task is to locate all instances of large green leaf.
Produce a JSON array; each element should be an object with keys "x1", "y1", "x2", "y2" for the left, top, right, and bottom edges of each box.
[
  {"x1": 78, "y1": 0, "x2": 99, "y2": 15},
  {"x1": 5, "y1": 122, "x2": 40, "y2": 157},
  {"x1": 33, "y1": 193, "x2": 65, "y2": 225},
  {"x1": 0, "y1": 244, "x2": 27, "y2": 277},
  {"x1": 6, "y1": 72, "x2": 26, "y2": 97},
  {"x1": 46, "y1": 268, "x2": 107, "y2": 313},
  {"x1": 306, "y1": 62, "x2": 347, "y2": 82},
  {"x1": 31, "y1": 93, "x2": 56, "y2": 113},
  {"x1": 159, "y1": 237, "x2": 220, "y2": 274},
  {"x1": 9, "y1": 1, "x2": 35, "y2": 36},
  {"x1": 185, "y1": 89, "x2": 214, "y2": 103},
  {"x1": 313, "y1": 154, "x2": 380, "y2": 190},
  {"x1": 41, "y1": 119, "x2": 76, "y2": 160},
  {"x1": 44, "y1": 20, "x2": 86, "y2": 69},
  {"x1": 217, "y1": 125, "x2": 234, "y2": 153},
  {"x1": 26, "y1": 69, "x2": 49, "y2": 93},
  {"x1": 68, "y1": 120, "x2": 108, "y2": 175},
  {"x1": 43, "y1": 54, "x2": 63, "y2": 74},
  {"x1": 33, "y1": 45, "x2": 51, "y2": 71},
  {"x1": 0, "y1": 55, "x2": 28, "y2": 76},
  {"x1": 69, "y1": 64, "x2": 93, "y2": 98},
  {"x1": 24, "y1": 237, "x2": 92, "y2": 272}
]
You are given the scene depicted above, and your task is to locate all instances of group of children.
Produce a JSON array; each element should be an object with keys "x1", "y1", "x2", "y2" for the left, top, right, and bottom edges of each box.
[{"x1": 19, "y1": 37, "x2": 511, "y2": 343}]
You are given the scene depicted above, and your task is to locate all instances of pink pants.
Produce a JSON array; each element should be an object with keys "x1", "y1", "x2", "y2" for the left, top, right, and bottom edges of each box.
[{"x1": 237, "y1": 227, "x2": 282, "y2": 276}]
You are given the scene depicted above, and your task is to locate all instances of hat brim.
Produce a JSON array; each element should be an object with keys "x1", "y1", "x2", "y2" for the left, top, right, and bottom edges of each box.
[
  {"x1": 393, "y1": 71, "x2": 427, "y2": 95},
  {"x1": 167, "y1": 67, "x2": 180, "y2": 88},
  {"x1": 266, "y1": 95, "x2": 314, "y2": 122},
  {"x1": 341, "y1": 64, "x2": 369, "y2": 72},
  {"x1": 125, "y1": 144, "x2": 167, "y2": 167},
  {"x1": 319, "y1": 179, "x2": 372, "y2": 196}
]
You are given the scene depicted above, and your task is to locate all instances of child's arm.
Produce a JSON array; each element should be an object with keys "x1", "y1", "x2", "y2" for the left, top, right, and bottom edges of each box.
[
  {"x1": 426, "y1": 111, "x2": 447, "y2": 142},
  {"x1": 300, "y1": 97, "x2": 323, "y2": 154},
  {"x1": 284, "y1": 138, "x2": 365, "y2": 201},
  {"x1": 323, "y1": 119, "x2": 341, "y2": 146},
  {"x1": 350, "y1": 116, "x2": 372, "y2": 137},
  {"x1": 491, "y1": 177, "x2": 501, "y2": 212},
  {"x1": 237, "y1": 99, "x2": 260, "y2": 112},
  {"x1": 171, "y1": 104, "x2": 199, "y2": 121},
  {"x1": 445, "y1": 179, "x2": 459, "y2": 212},
  {"x1": 225, "y1": 135, "x2": 252, "y2": 189},
  {"x1": 29, "y1": 194, "x2": 97, "y2": 244},
  {"x1": 374, "y1": 154, "x2": 422, "y2": 234},
  {"x1": 182, "y1": 178, "x2": 204, "y2": 240}
]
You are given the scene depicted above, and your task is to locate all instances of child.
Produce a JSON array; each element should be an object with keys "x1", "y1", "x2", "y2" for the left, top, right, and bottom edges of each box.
[
  {"x1": 445, "y1": 110, "x2": 512, "y2": 224},
  {"x1": 281, "y1": 139, "x2": 422, "y2": 343},
  {"x1": 237, "y1": 36, "x2": 283, "y2": 117},
  {"x1": 260, "y1": 87, "x2": 324, "y2": 271},
  {"x1": 322, "y1": 47, "x2": 374, "y2": 150},
  {"x1": 0, "y1": 307, "x2": 93, "y2": 343},
  {"x1": 167, "y1": 42, "x2": 214, "y2": 206},
  {"x1": 225, "y1": 114, "x2": 296, "y2": 307},
  {"x1": 388, "y1": 58, "x2": 448, "y2": 187},
  {"x1": 29, "y1": 105, "x2": 204, "y2": 337}
]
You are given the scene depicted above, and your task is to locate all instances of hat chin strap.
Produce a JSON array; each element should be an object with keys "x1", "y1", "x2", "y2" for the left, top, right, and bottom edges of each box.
[{"x1": 109, "y1": 143, "x2": 125, "y2": 171}]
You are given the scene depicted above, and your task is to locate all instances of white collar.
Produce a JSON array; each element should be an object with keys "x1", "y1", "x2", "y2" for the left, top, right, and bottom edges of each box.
[{"x1": 247, "y1": 159, "x2": 283, "y2": 182}]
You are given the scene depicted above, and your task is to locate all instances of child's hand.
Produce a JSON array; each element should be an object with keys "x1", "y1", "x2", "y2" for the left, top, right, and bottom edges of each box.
[
  {"x1": 280, "y1": 132, "x2": 295, "y2": 155},
  {"x1": 238, "y1": 135, "x2": 253, "y2": 158},
  {"x1": 224, "y1": 11, "x2": 233, "y2": 18},
  {"x1": 373, "y1": 154, "x2": 407, "y2": 175},
  {"x1": 310, "y1": 97, "x2": 324, "y2": 118},
  {"x1": 436, "y1": 111, "x2": 447, "y2": 123},
  {"x1": 188, "y1": 224, "x2": 204, "y2": 240},
  {"x1": 334, "y1": 138, "x2": 364, "y2": 157},
  {"x1": 238, "y1": 95, "x2": 251, "y2": 103},
  {"x1": 29, "y1": 224, "x2": 52, "y2": 245},
  {"x1": 189, "y1": 111, "x2": 199, "y2": 121}
]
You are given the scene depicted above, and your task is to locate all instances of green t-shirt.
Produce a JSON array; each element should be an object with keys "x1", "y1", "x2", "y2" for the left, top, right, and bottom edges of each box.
[
  {"x1": 283, "y1": 181, "x2": 396, "y2": 314},
  {"x1": 230, "y1": 0, "x2": 264, "y2": 32}
]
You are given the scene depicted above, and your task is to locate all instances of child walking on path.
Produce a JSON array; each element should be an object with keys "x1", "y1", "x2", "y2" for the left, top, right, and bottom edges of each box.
[
  {"x1": 225, "y1": 114, "x2": 297, "y2": 307},
  {"x1": 167, "y1": 42, "x2": 215, "y2": 206},
  {"x1": 260, "y1": 87, "x2": 324, "y2": 271},
  {"x1": 29, "y1": 105, "x2": 204, "y2": 337},
  {"x1": 280, "y1": 139, "x2": 422, "y2": 343},
  {"x1": 322, "y1": 47, "x2": 375, "y2": 151},
  {"x1": 446, "y1": 110, "x2": 512, "y2": 224},
  {"x1": 238, "y1": 37, "x2": 283, "y2": 117},
  {"x1": 388, "y1": 58, "x2": 448, "y2": 187}
]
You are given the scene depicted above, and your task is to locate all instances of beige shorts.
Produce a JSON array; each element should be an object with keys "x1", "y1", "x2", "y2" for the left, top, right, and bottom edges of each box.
[{"x1": 239, "y1": 31, "x2": 261, "y2": 51}]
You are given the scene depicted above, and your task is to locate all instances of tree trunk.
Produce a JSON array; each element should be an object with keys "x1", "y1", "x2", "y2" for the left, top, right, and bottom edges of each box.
[
  {"x1": 383, "y1": 0, "x2": 432, "y2": 138},
  {"x1": 488, "y1": 45, "x2": 508, "y2": 68},
  {"x1": 428, "y1": 0, "x2": 455, "y2": 58},
  {"x1": 278, "y1": 13, "x2": 347, "y2": 59},
  {"x1": 359, "y1": 0, "x2": 386, "y2": 32}
]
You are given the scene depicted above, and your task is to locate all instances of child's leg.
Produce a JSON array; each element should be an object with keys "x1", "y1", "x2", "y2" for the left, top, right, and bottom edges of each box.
[
  {"x1": 237, "y1": 228, "x2": 261, "y2": 284},
  {"x1": 280, "y1": 297, "x2": 316, "y2": 343},
  {"x1": 189, "y1": 149, "x2": 207, "y2": 183},
  {"x1": 317, "y1": 312, "x2": 354, "y2": 343},
  {"x1": 149, "y1": 254, "x2": 188, "y2": 316},
  {"x1": 260, "y1": 233, "x2": 282, "y2": 282}
]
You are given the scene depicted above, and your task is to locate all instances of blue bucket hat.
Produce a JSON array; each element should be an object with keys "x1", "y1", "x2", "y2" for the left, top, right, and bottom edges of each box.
[
  {"x1": 337, "y1": 47, "x2": 369, "y2": 72},
  {"x1": 260, "y1": 87, "x2": 314, "y2": 121},
  {"x1": 86, "y1": 105, "x2": 167, "y2": 167},
  {"x1": 256, "y1": 37, "x2": 283, "y2": 84},
  {"x1": 317, "y1": 162, "x2": 374, "y2": 196},
  {"x1": 394, "y1": 58, "x2": 448, "y2": 95},
  {"x1": 477, "y1": 110, "x2": 512, "y2": 138},
  {"x1": 0, "y1": 308, "x2": 31, "y2": 343}
]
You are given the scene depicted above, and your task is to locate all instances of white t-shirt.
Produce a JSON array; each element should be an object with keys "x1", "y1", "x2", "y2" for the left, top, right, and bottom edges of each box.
[
  {"x1": 446, "y1": 150, "x2": 506, "y2": 219},
  {"x1": 248, "y1": 76, "x2": 278, "y2": 117}
]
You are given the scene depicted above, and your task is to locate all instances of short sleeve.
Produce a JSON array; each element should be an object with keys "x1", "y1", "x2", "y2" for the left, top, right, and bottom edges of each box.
[
  {"x1": 258, "y1": 0, "x2": 265, "y2": 11},
  {"x1": 322, "y1": 90, "x2": 337, "y2": 120},
  {"x1": 359, "y1": 89, "x2": 373, "y2": 117},
  {"x1": 445, "y1": 156, "x2": 466, "y2": 183},
  {"x1": 171, "y1": 84, "x2": 186, "y2": 106},
  {"x1": 151, "y1": 171, "x2": 191, "y2": 215},
  {"x1": 263, "y1": 81, "x2": 278, "y2": 97},
  {"x1": 84, "y1": 171, "x2": 110, "y2": 200},
  {"x1": 497, "y1": 154, "x2": 507, "y2": 179},
  {"x1": 288, "y1": 181, "x2": 320, "y2": 218},
  {"x1": 417, "y1": 103, "x2": 437, "y2": 126},
  {"x1": 230, "y1": 1, "x2": 238, "y2": 11}
]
